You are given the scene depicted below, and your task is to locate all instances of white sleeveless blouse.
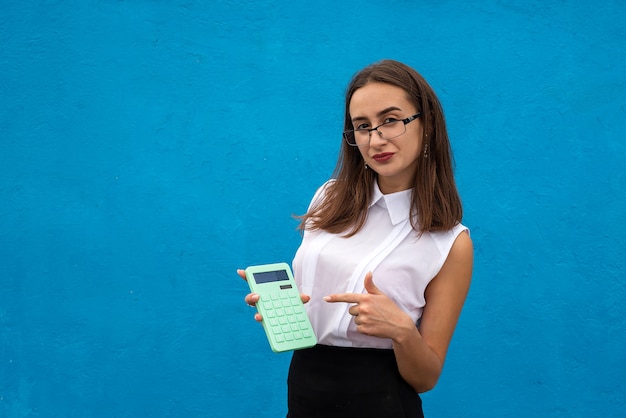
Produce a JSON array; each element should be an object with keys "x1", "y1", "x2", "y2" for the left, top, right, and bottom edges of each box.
[{"x1": 292, "y1": 180, "x2": 468, "y2": 349}]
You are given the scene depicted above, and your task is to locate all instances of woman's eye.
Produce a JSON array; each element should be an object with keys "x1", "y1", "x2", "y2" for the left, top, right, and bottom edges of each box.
[
  {"x1": 356, "y1": 123, "x2": 370, "y2": 130},
  {"x1": 384, "y1": 118, "x2": 399, "y2": 124}
]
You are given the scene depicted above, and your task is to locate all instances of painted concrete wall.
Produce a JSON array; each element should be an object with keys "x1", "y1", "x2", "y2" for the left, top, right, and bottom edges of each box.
[{"x1": 1, "y1": 1, "x2": 624, "y2": 416}]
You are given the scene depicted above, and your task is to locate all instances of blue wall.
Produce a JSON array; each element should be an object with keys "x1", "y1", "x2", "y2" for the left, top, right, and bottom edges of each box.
[{"x1": 1, "y1": 1, "x2": 625, "y2": 416}]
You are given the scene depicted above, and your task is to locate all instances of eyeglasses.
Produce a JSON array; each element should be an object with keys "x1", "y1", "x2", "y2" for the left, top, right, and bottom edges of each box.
[{"x1": 343, "y1": 113, "x2": 422, "y2": 147}]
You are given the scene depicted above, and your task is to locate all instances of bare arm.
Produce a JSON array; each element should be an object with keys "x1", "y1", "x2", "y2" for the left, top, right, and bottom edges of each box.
[
  {"x1": 324, "y1": 231, "x2": 473, "y2": 392},
  {"x1": 393, "y1": 231, "x2": 473, "y2": 392}
]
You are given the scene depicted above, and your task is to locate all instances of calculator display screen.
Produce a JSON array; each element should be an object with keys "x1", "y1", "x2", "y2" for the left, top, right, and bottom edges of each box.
[{"x1": 253, "y1": 270, "x2": 290, "y2": 284}]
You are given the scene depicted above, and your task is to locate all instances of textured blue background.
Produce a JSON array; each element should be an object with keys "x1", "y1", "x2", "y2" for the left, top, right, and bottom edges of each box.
[{"x1": 1, "y1": 1, "x2": 625, "y2": 417}]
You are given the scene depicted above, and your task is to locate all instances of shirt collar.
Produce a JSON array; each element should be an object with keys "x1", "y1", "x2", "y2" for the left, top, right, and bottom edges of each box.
[{"x1": 369, "y1": 180, "x2": 413, "y2": 225}]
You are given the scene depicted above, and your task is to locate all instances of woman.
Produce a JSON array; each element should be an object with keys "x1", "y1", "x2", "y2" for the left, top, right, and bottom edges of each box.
[{"x1": 239, "y1": 59, "x2": 473, "y2": 417}]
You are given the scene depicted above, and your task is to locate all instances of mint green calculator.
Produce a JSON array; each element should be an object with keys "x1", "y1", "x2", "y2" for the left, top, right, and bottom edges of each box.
[{"x1": 245, "y1": 263, "x2": 317, "y2": 353}]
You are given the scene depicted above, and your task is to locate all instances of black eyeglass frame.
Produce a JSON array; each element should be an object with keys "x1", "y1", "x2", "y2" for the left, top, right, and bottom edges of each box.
[{"x1": 343, "y1": 113, "x2": 422, "y2": 147}]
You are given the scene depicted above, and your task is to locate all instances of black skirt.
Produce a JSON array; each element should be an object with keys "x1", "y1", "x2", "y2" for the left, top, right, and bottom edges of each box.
[{"x1": 287, "y1": 344, "x2": 424, "y2": 418}]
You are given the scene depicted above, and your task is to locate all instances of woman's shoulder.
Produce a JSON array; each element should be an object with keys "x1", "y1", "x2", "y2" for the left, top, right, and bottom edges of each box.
[
  {"x1": 426, "y1": 223, "x2": 470, "y2": 252},
  {"x1": 308, "y1": 179, "x2": 336, "y2": 206}
]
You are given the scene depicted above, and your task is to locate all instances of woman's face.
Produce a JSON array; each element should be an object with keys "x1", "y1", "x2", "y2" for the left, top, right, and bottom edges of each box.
[{"x1": 349, "y1": 82, "x2": 423, "y2": 194}]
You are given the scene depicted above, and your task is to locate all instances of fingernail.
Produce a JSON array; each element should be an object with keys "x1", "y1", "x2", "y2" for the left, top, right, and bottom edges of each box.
[{"x1": 323, "y1": 296, "x2": 331, "y2": 302}]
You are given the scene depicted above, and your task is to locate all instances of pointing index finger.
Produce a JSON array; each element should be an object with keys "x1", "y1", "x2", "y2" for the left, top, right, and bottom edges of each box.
[{"x1": 323, "y1": 293, "x2": 363, "y2": 303}]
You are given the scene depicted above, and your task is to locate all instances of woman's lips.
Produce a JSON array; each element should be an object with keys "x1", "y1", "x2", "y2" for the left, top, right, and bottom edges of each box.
[{"x1": 372, "y1": 152, "x2": 394, "y2": 163}]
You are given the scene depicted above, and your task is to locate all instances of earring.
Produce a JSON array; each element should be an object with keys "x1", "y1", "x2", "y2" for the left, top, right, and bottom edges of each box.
[
  {"x1": 423, "y1": 136, "x2": 429, "y2": 159},
  {"x1": 364, "y1": 162, "x2": 369, "y2": 170}
]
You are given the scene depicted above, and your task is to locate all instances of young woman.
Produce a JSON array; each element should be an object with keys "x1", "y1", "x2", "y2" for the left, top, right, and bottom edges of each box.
[{"x1": 239, "y1": 60, "x2": 473, "y2": 417}]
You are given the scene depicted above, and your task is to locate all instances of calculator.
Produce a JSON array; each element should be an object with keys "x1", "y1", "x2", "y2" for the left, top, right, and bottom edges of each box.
[{"x1": 244, "y1": 263, "x2": 317, "y2": 353}]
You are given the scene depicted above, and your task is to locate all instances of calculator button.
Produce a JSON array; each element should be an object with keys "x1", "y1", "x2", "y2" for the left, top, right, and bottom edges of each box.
[
  {"x1": 279, "y1": 317, "x2": 288, "y2": 325},
  {"x1": 303, "y1": 330, "x2": 312, "y2": 338},
  {"x1": 294, "y1": 331, "x2": 303, "y2": 340},
  {"x1": 290, "y1": 324, "x2": 299, "y2": 332},
  {"x1": 275, "y1": 308, "x2": 285, "y2": 316},
  {"x1": 269, "y1": 318, "x2": 278, "y2": 327},
  {"x1": 265, "y1": 310, "x2": 276, "y2": 318},
  {"x1": 285, "y1": 333, "x2": 294, "y2": 341},
  {"x1": 284, "y1": 307, "x2": 294, "y2": 315},
  {"x1": 288, "y1": 316, "x2": 296, "y2": 324},
  {"x1": 270, "y1": 292, "x2": 279, "y2": 300},
  {"x1": 300, "y1": 322, "x2": 308, "y2": 330},
  {"x1": 276, "y1": 334, "x2": 285, "y2": 343},
  {"x1": 273, "y1": 301, "x2": 282, "y2": 309},
  {"x1": 282, "y1": 325, "x2": 290, "y2": 333}
]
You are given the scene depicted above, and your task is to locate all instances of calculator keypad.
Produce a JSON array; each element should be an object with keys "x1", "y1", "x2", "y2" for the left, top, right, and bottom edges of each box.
[{"x1": 261, "y1": 290, "x2": 314, "y2": 345}]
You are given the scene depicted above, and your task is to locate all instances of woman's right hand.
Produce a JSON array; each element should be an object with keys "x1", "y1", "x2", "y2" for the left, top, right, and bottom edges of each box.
[
  {"x1": 237, "y1": 269, "x2": 264, "y2": 322},
  {"x1": 237, "y1": 269, "x2": 311, "y2": 322}
]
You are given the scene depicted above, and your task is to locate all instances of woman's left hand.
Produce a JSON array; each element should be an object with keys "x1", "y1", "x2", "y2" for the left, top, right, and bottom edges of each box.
[{"x1": 323, "y1": 272, "x2": 414, "y2": 341}]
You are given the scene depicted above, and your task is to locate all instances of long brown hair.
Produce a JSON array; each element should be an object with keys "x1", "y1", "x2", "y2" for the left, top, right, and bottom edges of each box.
[{"x1": 298, "y1": 60, "x2": 463, "y2": 236}]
